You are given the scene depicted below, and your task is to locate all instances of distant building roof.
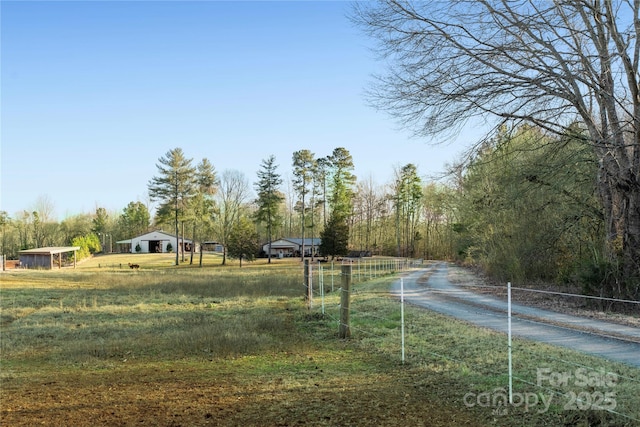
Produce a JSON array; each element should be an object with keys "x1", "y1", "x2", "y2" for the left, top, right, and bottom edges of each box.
[
  {"x1": 120, "y1": 230, "x2": 192, "y2": 243},
  {"x1": 265, "y1": 238, "x2": 321, "y2": 250},
  {"x1": 19, "y1": 246, "x2": 81, "y2": 255},
  {"x1": 282, "y1": 238, "x2": 321, "y2": 246}
]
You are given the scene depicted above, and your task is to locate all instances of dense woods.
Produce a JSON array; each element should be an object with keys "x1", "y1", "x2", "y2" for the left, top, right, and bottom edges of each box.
[{"x1": 452, "y1": 126, "x2": 603, "y2": 286}]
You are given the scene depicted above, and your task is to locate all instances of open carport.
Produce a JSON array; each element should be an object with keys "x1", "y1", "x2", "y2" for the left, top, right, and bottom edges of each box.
[{"x1": 18, "y1": 246, "x2": 81, "y2": 269}]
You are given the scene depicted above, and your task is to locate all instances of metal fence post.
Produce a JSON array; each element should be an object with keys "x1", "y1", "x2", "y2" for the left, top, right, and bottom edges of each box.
[{"x1": 339, "y1": 263, "x2": 352, "y2": 338}]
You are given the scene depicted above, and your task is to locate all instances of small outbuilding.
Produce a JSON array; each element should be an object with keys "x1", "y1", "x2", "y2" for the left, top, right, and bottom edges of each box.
[
  {"x1": 18, "y1": 246, "x2": 81, "y2": 269},
  {"x1": 201, "y1": 241, "x2": 224, "y2": 253}
]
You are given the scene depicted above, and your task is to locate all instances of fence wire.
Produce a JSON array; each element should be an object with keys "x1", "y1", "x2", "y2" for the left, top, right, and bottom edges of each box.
[{"x1": 305, "y1": 260, "x2": 640, "y2": 423}]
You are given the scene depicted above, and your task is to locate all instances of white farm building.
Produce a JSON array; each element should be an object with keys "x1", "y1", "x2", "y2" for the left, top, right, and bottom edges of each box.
[{"x1": 116, "y1": 230, "x2": 194, "y2": 254}]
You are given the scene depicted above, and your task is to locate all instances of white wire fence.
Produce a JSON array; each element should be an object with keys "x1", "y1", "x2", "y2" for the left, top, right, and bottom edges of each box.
[
  {"x1": 304, "y1": 260, "x2": 640, "y2": 423},
  {"x1": 303, "y1": 257, "x2": 416, "y2": 312}
]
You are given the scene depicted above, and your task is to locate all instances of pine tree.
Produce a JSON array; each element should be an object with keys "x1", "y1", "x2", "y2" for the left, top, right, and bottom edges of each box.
[
  {"x1": 148, "y1": 148, "x2": 196, "y2": 266},
  {"x1": 255, "y1": 155, "x2": 283, "y2": 263},
  {"x1": 327, "y1": 147, "x2": 356, "y2": 222},
  {"x1": 119, "y1": 202, "x2": 150, "y2": 238},
  {"x1": 319, "y1": 212, "x2": 349, "y2": 260},
  {"x1": 227, "y1": 217, "x2": 260, "y2": 268},
  {"x1": 393, "y1": 164, "x2": 422, "y2": 257},
  {"x1": 292, "y1": 150, "x2": 315, "y2": 260},
  {"x1": 192, "y1": 158, "x2": 218, "y2": 266}
]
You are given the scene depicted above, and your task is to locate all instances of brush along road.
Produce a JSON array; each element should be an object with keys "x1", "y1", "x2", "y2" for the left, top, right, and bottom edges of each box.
[{"x1": 392, "y1": 262, "x2": 640, "y2": 368}]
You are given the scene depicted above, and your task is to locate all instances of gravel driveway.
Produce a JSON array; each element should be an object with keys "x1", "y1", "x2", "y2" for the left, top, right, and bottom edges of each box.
[{"x1": 391, "y1": 262, "x2": 640, "y2": 368}]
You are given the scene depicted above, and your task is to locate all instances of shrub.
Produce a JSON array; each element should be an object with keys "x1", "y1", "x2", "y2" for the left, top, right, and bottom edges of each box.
[{"x1": 71, "y1": 234, "x2": 102, "y2": 260}]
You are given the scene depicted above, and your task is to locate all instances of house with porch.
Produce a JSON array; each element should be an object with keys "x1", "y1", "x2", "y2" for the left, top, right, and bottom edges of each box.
[{"x1": 262, "y1": 238, "x2": 321, "y2": 258}]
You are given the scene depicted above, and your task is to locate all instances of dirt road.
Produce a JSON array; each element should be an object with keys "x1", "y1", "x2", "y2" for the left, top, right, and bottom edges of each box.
[{"x1": 392, "y1": 263, "x2": 640, "y2": 368}]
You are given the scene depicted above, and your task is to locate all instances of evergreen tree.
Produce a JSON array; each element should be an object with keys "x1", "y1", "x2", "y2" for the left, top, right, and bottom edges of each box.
[
  {"x1": 192, "y1": 158, "x2": 218, "y2": 266},
  {"x1": 254, "y1": 155, "x2": 283, "y2": 263},
  {"x1": 393, "y1": 164, "x2": 422, "y2": 257},
  {"x1": 92, "y1": 207, "x2": 110, "y2": 252},
  {"x1": 292, "y1": 150, "x2": 315, "y2": 260},
  {"x1": 327, "y1": 147, "x2": 356, "y2": 221},
  {"x1": 148, "y1": 148, "x2": 196, "y2": 266},
  {"x1": 119, "y1": 201, "x2": 151, "y2": 238},
  {"x1": 319, "y1": 212, "x2": 349, "y2": 260},
  {"x1": 92, "y1": 207, "x2": 109, "y2": 235},
  {"x1": 227, "y1": 216, "x2": 260, "y2": 267}
]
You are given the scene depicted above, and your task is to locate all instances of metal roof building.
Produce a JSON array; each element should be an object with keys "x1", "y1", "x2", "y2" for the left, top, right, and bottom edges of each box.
[
  {"x1": 262, "y1": 238, "x2": 321, "y2": 257},
  {"x1": 116, "y1": 230, "x2": 194, "y2": 254},
  {"x1": 18, "y1": 246, "x2": 81, "y2": 269}
]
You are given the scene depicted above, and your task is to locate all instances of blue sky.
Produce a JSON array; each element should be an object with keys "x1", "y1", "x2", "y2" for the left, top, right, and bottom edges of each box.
[{"x1": 1, "y1": 1, "x2": 470, "y2": 220}]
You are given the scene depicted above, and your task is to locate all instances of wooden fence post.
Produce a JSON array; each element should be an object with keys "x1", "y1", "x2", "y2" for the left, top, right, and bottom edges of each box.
[{"x1": 339, "y1": 263, "x2": 352, "y2": 338}]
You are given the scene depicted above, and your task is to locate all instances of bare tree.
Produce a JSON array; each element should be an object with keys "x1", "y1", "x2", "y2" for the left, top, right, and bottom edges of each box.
[
  {"x1": 29, "y1": 195, "x2": 58, "y2": 248},
  {"x1": 283, "y1": 173, "x2": 297, "y2": 237},
  {"x1": 32, "y1": 195, "x2": 56, "y2": 224},
  {"x1": 353, "y1": 174, "x2": 386, "y2": 254},
  {"x1": 354, "y1": 0, "x2": 640, "y2": 294},
  {"x1": 214, "y1": 169, "x2": 250, "y2": 265}
]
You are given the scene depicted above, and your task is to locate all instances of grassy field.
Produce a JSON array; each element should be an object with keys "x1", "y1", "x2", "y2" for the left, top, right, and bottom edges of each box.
[{"x1": 1, "y1": 254, "x2": 638, "y2": 426}]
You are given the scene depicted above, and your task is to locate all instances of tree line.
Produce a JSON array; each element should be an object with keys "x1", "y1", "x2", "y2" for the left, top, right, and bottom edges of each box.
[
  {"x1": 0, "y1": 147, "x2": 366, "y2": 266},
  {"x1": 1, "y1": 127, "x2": 626, "y2": 299},
  {"x1": 3, "y1": 0, "x2": 639, "y2": 300}
]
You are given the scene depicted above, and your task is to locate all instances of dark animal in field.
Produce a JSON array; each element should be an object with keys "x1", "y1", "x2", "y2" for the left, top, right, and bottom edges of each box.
[{"x1": 128, "y1": 263, "x2": 140, "y2": 269}]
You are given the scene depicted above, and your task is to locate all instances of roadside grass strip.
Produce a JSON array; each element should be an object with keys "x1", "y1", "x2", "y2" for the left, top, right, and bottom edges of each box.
[{"x1": 321, "y1": 275, "x2": 640, "y2": 426}]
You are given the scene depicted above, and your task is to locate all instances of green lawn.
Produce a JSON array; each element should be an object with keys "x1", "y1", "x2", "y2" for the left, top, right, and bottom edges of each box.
[{"x1": 1, "y1": 255, "x2": 638, "y2": 426}]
